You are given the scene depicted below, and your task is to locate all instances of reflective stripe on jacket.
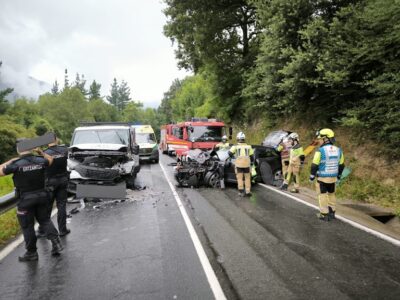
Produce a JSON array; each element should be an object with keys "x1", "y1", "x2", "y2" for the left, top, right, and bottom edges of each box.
[{"x1": 229, "y1": 143, "x2": 254, "y2": 158}]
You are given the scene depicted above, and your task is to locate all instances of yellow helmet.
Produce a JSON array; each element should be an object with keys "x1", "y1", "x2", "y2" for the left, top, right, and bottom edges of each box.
[{"x1": 316, "y1": 128, "x2": 334, "y2": 139}]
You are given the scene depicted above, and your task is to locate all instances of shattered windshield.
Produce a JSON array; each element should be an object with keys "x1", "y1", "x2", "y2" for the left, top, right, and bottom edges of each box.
[
  {"x1": 72, "y1": 129, "x2": 130, "y2": 145},
  {"x1": 262, "y1": 130, "x2": 289, "y2": 148},
  {"x1": 188, "y1": 126, "x2": 223, "y2": 142},
  {"x1": 136, "y1": 133, "x2": 157, "y2": 144}
]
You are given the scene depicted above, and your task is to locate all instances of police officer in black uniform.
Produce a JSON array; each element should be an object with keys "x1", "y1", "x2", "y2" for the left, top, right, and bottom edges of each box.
[
  {"x1": 38, "y1": 137, "x2": 70, "y2": 237},
  {"x1": 0, "y1": 143, "x2": 63, "y2": 262}
]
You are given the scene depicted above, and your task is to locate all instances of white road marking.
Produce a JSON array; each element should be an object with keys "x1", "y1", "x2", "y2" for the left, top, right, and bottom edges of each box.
[
  {"x1": 159, "y1": 162, "x2": 227, "y2": 300},
  {"x1": 0, "y1": 209, "x2": 58, "y2": 261},
  {"x1": 258, "y1": 183, "x2": 400, "y2": 247}
]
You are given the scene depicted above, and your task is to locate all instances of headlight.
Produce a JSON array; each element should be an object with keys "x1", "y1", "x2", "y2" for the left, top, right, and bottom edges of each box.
[{"x1": 67, "y1": 159, "x2": 79, "y2": 171}]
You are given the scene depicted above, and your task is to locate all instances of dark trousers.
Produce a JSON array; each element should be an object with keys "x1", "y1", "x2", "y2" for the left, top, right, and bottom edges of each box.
[
  {"x1": 17, "y1": 202, "x2": 59, "y2": 252},
  {"x1": 40, "y1": 178, "x2": 68, "y2": 233}
]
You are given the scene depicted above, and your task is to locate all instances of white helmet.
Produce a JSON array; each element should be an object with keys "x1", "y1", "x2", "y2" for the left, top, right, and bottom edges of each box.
[
  {"x1": 236, "y1": 131, "x2": 245, "y2": 141},
  {"x1": 288, "y1": 132, "x2": 299, "y2": 141},
  {"x1": 222, "y1": 135, "x2": 228, "y2": 141}
]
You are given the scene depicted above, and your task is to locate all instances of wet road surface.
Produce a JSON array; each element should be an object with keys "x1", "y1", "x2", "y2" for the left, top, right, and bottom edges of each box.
[
  {"x1": 160, "y1": 155, "x2": 400, "y2": 300},
  {"x1": 1, "y1": 153, "x2": 400, "y2": 299},
  {"x1": 0, "y1": 162, "x2": 214, "y2": 300}
]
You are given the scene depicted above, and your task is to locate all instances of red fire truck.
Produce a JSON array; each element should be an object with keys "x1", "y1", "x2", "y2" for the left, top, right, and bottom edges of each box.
[{"x1": 160, "y1": 118, "x2": 229, "y2": 155}]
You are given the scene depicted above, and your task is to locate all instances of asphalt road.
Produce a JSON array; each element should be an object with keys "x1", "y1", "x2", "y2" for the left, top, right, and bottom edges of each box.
[{"x1": 1, "y1": 154, "x2": 400, "y2": 300}]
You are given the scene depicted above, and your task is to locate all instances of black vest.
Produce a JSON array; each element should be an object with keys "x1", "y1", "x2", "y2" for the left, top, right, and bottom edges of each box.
[
  {"x1": 11, "y1": 155, "x2": 47, "y2": 193},
  {"x1": 44, "y1": 145, "x2": 68, "y2": 177}
]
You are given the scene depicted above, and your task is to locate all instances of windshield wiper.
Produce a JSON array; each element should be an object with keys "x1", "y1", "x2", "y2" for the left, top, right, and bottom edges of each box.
[{"x1": 114, "y1": 130, "x2": 126, "y2": 144}]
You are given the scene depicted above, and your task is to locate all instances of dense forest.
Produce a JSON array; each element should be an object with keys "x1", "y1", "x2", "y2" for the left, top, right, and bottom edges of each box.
[{"x1": 159, "y1": 0, "x2": 400, "y2": 159}]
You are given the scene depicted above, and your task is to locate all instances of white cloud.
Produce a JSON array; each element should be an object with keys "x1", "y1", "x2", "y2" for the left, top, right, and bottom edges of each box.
[{"x1": 0, "y1": 0, "x2": 191, "y2": 107}]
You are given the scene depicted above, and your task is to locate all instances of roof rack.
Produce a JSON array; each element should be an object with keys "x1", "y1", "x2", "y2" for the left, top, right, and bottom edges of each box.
[{"x1": 79, "y1": 121, "x2": 134, "y2": 127}]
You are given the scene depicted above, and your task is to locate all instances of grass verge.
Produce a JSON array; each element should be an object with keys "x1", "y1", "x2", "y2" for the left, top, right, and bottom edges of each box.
[
  {"x1": 0, "y1": 175, "x2": 14, "y2": 196},
  {"x1": 0, "y1": 208, "x2": 20, "y2": 246},
  {"x1": 0, "y1": 176, "x2": 19, "y2": 247}
]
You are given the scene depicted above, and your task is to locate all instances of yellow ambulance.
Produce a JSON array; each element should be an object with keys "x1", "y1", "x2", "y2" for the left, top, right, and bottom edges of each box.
[{"x1": 133, "y1": 125, "x2": 159, "y2": 163}]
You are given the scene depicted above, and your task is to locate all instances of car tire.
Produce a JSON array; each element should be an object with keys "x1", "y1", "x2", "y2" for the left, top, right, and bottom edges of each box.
[
  {"x1": 126, "y1": 173, "x2": 136, "y2": 189},
  {"x1": 259, "y1": 161, "x2": 273, "y2": 185},
  {"x1": 205, "y1": 171, "x2": 221, "y2": 188},
  {"x1": 154, "y1": 159, "x2": 159, "y2": 164}
]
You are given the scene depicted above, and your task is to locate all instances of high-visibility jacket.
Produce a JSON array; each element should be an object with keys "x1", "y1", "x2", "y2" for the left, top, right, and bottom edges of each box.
[
  {"x1": 313, "y1": 144, "x2": 344, "y2": 177},
  {"x1": 215, "y1": 142, "x2": 230, "y2": 151},
  {"x1": 229, "y1": 143, "x2": 254, "y2": 158},
  {"x1": 289, "y1": 144, "x2": 305, "y2": 166},
  {"x1": 229, "y1": 143, "x2": 254, "y2": 169}
]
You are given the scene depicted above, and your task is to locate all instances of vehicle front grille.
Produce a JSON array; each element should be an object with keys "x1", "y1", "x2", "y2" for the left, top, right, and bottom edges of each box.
[
  {"x1": 139, "y1": 148, "x2": 153, "y2": 155},
  {"x1": 75, "y1": 165, "x2": 120, "y2": 180}
]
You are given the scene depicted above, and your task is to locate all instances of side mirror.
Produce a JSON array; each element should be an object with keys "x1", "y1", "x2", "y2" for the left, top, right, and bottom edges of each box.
[
  {"x1": 188, "y1": 126, "x2": 194, "y2": 133},
  {"x1": 132, "y1": 144, "x2": 140, "y2": 155}
]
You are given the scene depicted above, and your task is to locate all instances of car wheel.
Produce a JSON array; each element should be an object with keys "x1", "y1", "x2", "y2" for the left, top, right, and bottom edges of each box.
[
  {"x1": 154, "y1": 159, "x2": 159, "y2": 164},
  {"x1": 126, "y1": 173, "x2": 136, "y2": 189},
  {"x1": 205, "y1": 171, "x2": 221, "y2": 188},
  {"x1": 259, "y1": 161, "x2": 273, "y2": 185},
  {"x1": 273, "y1": 169, "x2": 283, "y2": 187}
]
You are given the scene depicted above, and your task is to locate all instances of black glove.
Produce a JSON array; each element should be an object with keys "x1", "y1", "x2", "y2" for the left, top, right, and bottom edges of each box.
[{"x1": 309, "y1": 175, "x2": 316, "y2": 183}]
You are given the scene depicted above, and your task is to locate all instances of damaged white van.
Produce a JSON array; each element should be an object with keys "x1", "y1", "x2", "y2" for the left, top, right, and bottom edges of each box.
[{"x1": 67, "y1": 122, "x2": 140, "y2": 195}]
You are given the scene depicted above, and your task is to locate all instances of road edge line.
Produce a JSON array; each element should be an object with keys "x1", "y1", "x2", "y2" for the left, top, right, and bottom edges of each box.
[
  {"x1": 0, "y1": 209, "x2": 58, "y2": 261},
  {"x1": 160, "y1": 162, "x2": 227, "y2": 300},
  {"x1": 258, "y1": 183, "x2": 400, "y2": 247}
]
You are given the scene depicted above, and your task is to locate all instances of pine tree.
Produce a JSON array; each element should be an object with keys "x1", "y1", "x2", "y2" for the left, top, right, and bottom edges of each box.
[
  {"x1": 89, "y1": 80, "x2": 102, "y2": 101},
  {"x1": 51, "y1": 80, "x2": 59, "y2": 95},
  {"x1": 107, "y1": 78, "x2": 119, "y2": 108},
  {"x1": 0, "y1": 61, "x2": 13, "y2": 114},
  {"x1": 118, "y1": 80, "x2": 132, "y2": 111},
  {"x1": 64, "y1": 69, "x2": 69, "y2": 90},
  {"x1": 74, "y1": 73, "x2": 87, "y2": 96}
]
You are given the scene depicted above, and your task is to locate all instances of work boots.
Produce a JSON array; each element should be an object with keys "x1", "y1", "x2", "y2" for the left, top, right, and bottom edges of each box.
[
  {"x1": 238, "y1": 189, "x2": 244, "y2": 197},
  {"x1": 18, "y1": 251, "x2": 39, "y2": 262},
  {"x1": 51, "y1": 237, "x2": 64, "y2": 256},
  {"x1": 316, "y1": 213, "x2": 330, "y2": 221},
  {"x1": 328, "y1": 207, "x2": 336, "y2": 220},
  {"x1": 280, "y1": 183, "x2": 288, "y2": 191}
]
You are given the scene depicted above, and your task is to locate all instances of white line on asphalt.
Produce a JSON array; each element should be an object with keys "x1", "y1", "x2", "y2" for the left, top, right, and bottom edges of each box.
[
  {"x1": 258, "y1": 183, "x2": 400, "y2": 247},
  {"x1": 159, "y1": 162, "x2": 227, "y2": 300},
  {"x1": 0, "y1": 209, "x2": 58, "y2": 261}
]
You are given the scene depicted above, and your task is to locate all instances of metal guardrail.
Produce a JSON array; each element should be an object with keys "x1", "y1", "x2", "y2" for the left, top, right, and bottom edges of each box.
[{"x1": 0, "y1": 190, "x2": 17, "y2": 214}]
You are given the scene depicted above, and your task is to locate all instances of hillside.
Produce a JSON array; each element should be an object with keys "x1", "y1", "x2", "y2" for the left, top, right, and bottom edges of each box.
[{"x1": 239, "y1": 118, "x2": 400, "y2": 215}]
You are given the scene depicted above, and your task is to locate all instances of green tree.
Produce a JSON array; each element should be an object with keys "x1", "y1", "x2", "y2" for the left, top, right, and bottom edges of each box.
[
  {"x1": 74, "y1": 73, "x2": 88, "y2": 96},
  {"x1": 163, "y1": 0, "x2": 260, "y2": 121},
  {"x1": 51, "y1": 80, "x2": 60, "y2": 95},
  {"x1": 118, "y1": 80, "x2": 131, "y2": 111},
  {"x1": 63, "y1": 68, "x2": 70, "y2": 90},
  {"x1": 122, "y1": 101, "x2": 143, "y2": 122},
  {"x1": 158, "y1": 78, "x2": 181, "y2": 124},
  {"x1": 107, "y1": 78, "x2": 119, "y2": 108},
  {"x1": 89, "y1": 80, "x2": 102, "y2": 100},
  {"x1": 0, "y1": 61, "x2": 13, "y2": 114},
  {"x1": 7, "y1": 98, "x2": 39, "y2": 128},
  {"x1": 38, "y1": 88, "x2": 92, "y2": 143},
  {"x1": 0, "y1": 116, "x2": 36, "y2": 162},
  {"x1": 88, "y1": 98, "x2": 119, "y2": 122}
]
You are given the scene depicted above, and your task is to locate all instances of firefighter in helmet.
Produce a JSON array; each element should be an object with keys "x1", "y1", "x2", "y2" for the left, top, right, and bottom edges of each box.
[
  {"x1": 309, "y1": 128, "x2": 345, "y2": 221},
  {"x1": 229, "y1": 132, "x2": 254, "y2": 196}
]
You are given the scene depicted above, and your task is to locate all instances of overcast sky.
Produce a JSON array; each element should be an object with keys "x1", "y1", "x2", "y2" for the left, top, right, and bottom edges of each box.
[{"x1": 0, "y1": 0, "x2": 190, "y2": 107}]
